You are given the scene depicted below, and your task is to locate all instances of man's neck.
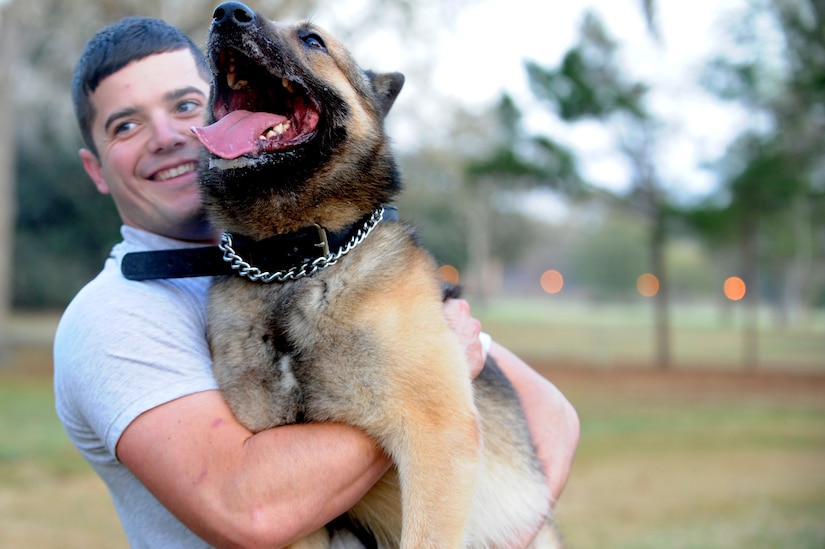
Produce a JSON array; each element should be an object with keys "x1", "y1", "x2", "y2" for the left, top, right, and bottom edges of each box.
[{"x1": 126, "y1": 222, "x2": 221, "y2": 246}]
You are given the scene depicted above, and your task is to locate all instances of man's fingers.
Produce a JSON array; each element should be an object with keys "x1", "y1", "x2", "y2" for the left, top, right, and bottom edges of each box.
[{"x1": 443, "y1": 298, "x2": 485, "y2": 378}]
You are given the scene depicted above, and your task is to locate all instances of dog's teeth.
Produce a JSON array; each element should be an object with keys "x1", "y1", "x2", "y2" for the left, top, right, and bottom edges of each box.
[
  {"x1": 281, "y1": 77, "x2": 294, "y2": 93},
  {"x1": 226, "y1": 72, "x2": 247, "y2": 90},
  {"x1": 260, "y1": 121, "x2": 292, "y2": 141}
]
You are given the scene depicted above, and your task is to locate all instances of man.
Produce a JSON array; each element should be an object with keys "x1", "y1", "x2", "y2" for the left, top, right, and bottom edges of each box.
[{"x1": 54, "y1": 16, "x2": 579, "y2": 549}]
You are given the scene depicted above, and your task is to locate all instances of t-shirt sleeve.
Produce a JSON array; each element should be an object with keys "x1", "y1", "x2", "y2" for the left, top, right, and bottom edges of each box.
[{"x1": 54, "y1": 272, "x2": 218, "y2": 462}]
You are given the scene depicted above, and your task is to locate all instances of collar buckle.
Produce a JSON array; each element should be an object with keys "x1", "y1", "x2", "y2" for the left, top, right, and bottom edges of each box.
[{"x1": 313, "y1": 224, "x2": 331, "y2": 256}]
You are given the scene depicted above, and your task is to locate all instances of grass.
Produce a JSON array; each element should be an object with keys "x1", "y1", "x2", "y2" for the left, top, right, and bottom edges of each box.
[
  {"x1": 0, "y1": 349, "x2": 128, "y2": 548},
  {"x1": 0, "y1": 376, "x2": 84, "y2": 477},
  {"x1": 475, "y1": 297, "x2": 825, "y2": 372},
  {"x1": 1, "y1": 306, "x2": 824, "y2": 548},
  {"x1": 549, "y1": 369, "x2": 825, "y2": 549}
]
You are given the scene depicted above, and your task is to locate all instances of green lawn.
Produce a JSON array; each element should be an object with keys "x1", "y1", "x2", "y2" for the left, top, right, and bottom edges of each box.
[
  {"x1": 551, "y1": 369, "x2": 825, "y2": 549},
  {"x1": 0, "y1": 357, "x2": 128, "y2": 548},
  {"x1": 475, "y1": 298, "x2": 825, "y2": 373}
]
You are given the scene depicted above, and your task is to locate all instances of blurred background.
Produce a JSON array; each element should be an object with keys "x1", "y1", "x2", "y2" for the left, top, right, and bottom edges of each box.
[{"x1": 0, "y1": 0, "x2": 823, "y2": 547}]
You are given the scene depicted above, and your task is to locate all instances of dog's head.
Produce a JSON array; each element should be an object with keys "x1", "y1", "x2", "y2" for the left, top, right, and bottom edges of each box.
[{"x1": 194, "y1": 2, "x2": 405, "y2": 237}]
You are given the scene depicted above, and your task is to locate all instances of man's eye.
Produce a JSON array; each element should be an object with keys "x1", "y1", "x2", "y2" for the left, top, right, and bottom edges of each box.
[
  {"x1": 177, "y1": 100, "x2": 203, "y2": 115},
  {"x1": 113, "y1": 121, "x2": 137, "y2": 136}
]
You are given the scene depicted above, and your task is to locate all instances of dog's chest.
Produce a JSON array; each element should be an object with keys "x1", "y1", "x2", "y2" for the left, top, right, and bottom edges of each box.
[
  {"x1": 208, "y1": 244, "x2": 384, "y2": 369},
  {"x1": 207, "y1": 225, "x2": 420, "y2": 427}
]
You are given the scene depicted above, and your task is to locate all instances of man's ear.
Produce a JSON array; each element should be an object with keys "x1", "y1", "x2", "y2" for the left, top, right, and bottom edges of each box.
[{"x1": 79, "y1": 148, "x2": 110, "y2": 195}]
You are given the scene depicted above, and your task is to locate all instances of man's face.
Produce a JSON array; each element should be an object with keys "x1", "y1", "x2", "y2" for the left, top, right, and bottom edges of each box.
[{"x1": 80, "y1": 49, "x2": 214, "y2": 242}]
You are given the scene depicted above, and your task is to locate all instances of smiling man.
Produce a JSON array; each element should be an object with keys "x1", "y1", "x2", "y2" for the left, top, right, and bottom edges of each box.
[{"x1": 77, "y1": 47, "x2": 213, "y2": 242}]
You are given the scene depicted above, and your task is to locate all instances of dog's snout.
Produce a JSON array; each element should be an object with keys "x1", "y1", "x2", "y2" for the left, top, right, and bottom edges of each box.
[{"x1": 213, "y1": 2, "x2": 255, "y2": 27}]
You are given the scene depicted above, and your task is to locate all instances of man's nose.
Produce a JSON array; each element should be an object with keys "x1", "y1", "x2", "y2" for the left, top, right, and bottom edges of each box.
[{"x1": 148, "y1": 117, "x2": 188, "y2": 153}]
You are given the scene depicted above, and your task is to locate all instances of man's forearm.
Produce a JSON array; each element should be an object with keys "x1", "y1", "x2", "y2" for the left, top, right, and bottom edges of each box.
[
  {"x1": 488, "y1": 341, "x2": 579, "y2": 504},
  {"x1": 117, "y1": 390, "x2": 391, "y2": 549},
  {"x1": 227, "y1": 422, "x2": 392, "y2": 546}
]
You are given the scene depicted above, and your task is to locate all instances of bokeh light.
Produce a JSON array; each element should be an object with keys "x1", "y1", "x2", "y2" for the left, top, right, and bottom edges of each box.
[
  {"x1": 540, "y1": 269, "x2": 564, "y2": 294},
  {"x1": 637, "y1": 273, "x2": 659, "y2": 297},
  {"x1": 438, "y1": 264, "x2": 460, "y2": 285},
  {"x1": 724, "y1": 276, "x2": 746, "y2": 301}
]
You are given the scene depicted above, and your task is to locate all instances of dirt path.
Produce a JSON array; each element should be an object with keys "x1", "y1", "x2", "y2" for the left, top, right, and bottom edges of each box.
[{"x1": 530, "y1": 360, "x2": 825, "y2": 403}]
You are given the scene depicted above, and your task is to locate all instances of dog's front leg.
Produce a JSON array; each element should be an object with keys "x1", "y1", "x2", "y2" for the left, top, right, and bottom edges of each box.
[
  {"x1": 396, "y1": 401, "x2": 480, "y2": 549},
  {"x1": 369, "y1": 342, "x2": 480, "y2": 549}
]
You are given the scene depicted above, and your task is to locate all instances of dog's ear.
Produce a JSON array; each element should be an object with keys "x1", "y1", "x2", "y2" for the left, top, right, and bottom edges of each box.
[{"x1": 367, "y1": 71, "x2": 405, "y2": 118}]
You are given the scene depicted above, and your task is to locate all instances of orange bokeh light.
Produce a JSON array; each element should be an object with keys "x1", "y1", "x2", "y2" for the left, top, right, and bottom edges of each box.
[
  {"x1": 438, "y1": 264, "x2": 460, "y2": 285},
  {"x1": 540, "y1": 270, "x2": 564, "y2": 294},
  {"x1": 637, "y1": 273, "x2": 659, "y2": 297},
  {"x1": 724, "y1": 276, "x2": 746, "y2": 301}
]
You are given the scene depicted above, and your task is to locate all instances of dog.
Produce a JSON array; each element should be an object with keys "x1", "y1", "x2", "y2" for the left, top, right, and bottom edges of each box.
[{"x1": 193, "y1": 2, "x2": 561, "y2": 547}]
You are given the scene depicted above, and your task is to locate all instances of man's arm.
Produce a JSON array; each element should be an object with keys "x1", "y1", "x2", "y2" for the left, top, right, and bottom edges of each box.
[
  {"x1": 443, "y1": 298, "x2": 579, "y2": 502},
  {"x1": 117, "y1": 391, "x2": 390, "y2": 548},
  {"x1": 443, "y1": 298, "x2": 579, "y2": 503},
  {"x1": 490, "y1": 341, "x2": 579, "y2": 504}
]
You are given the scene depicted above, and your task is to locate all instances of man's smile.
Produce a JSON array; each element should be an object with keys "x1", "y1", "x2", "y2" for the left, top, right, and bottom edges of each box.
[{"x1": 152, "y1": 161, "x2": 197, "y2": 182}]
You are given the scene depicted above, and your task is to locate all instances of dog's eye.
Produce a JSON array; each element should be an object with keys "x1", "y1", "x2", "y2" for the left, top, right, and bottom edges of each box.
[{"x1": 302, "y1": 33, "x2": 326, "y2": 51}]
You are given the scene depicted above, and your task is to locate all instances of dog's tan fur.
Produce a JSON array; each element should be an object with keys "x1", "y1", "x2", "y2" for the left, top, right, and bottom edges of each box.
[{"x1": 196, "y1": 4, "x2": 560, "y2": 547}]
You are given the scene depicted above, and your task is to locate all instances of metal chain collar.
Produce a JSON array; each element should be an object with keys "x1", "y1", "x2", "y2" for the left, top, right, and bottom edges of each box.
[{"x1": 218, "y1": 207, "x2": 386, "y2": 283}]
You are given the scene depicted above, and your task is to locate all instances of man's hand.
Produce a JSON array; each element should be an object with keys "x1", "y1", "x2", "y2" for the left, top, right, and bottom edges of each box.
[{"x1": 442, "y1": 298, "x2": 485, "y2": 378}]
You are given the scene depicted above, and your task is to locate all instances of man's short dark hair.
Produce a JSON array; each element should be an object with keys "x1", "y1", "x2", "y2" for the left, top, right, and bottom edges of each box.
[{"x1": 72, "y1": 17, "x2": 211, "y2": 157}]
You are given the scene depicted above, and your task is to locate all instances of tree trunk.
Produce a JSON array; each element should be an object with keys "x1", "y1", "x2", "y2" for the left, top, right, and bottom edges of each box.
[
  {"x1": 0, "y1": 12, "x2": 18, "y2": 362},
  {"x1": 464, "y1": 179, "x2": 493, "y2": 305},
  {"x1": 781, "y1": 195, "x2": 813, "y2": 325},
  {"x1": 651, "y1": 210, "x2": 670, "y2": 370},
  {"x1": 741, "y1": 217, "x2": 759, "y2": 372}
]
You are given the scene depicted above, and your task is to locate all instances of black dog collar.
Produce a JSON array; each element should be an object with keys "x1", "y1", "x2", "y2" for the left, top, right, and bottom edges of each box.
[{"x1": 121, "y1": 206, "x2": 397, "y2": 281}]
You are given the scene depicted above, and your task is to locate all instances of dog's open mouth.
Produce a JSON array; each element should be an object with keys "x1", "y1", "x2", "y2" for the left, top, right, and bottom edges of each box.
[{"x1": 192, "y1": 49, "x2": 321, "y2": 160}]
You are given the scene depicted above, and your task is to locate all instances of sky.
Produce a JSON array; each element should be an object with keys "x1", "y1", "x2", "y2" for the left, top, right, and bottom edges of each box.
[
  {"x1": 433, "y1": 0, "x2": 756, "y2": 199},
  {"x1": 320, "y1": 0, "x2": 765, "y2": 207}
]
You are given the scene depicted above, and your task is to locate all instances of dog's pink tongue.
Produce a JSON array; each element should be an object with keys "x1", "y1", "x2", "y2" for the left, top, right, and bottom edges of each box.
[{"x1": 192, "y1": 110, "x2": 288, "y2": 159}]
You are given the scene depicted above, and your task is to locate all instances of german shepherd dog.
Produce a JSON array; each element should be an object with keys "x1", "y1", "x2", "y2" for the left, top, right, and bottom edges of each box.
[{"x1": 194, "y1": 2, "x2": 560, "y2": 547}]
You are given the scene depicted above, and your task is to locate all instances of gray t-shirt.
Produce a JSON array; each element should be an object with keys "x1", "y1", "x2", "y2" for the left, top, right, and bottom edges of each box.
[
  {"x1": 54, "y1": 226, "x2": 219, "y2": 548},
  {"x1": 53, "y1": 225, "x2": 368, "y2": 548}
]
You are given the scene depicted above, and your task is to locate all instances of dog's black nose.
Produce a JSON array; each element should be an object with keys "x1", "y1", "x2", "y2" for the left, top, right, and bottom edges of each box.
[{"x1": 213, "y1": 2, "x2": 255, "y2": 26}]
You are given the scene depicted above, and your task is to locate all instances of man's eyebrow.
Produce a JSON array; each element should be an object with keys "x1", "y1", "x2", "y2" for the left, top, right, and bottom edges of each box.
[
  {"x1": 165, "y1": 86, "x2": 208, "y2": 103},
  {"x1": 102, "y1": 87, "x2": 208, "y2": 134},
  {"x1": 103, "y1": 107, "x2": 138, "y2": 135}
]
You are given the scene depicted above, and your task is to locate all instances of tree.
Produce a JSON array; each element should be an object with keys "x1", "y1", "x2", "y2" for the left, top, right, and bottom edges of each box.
[
  {"x1": 0, "y1": 3, "x2": 16, "y2": 360},
  {"x1": 460, "y1": 95, "x2": 586, "y2": 303},
  {"x1": 695, "y1": 0, "x2": 825, "y2": 368},
  {"x1": 525, "y1": 11, "x2": 675, "y2": 369},
  {"x1": 687, "y1": 132, "x2": 806, "y2": 369},
  {"x1": 570, "y1": 209, "x2": 648, "y2": 300}
]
